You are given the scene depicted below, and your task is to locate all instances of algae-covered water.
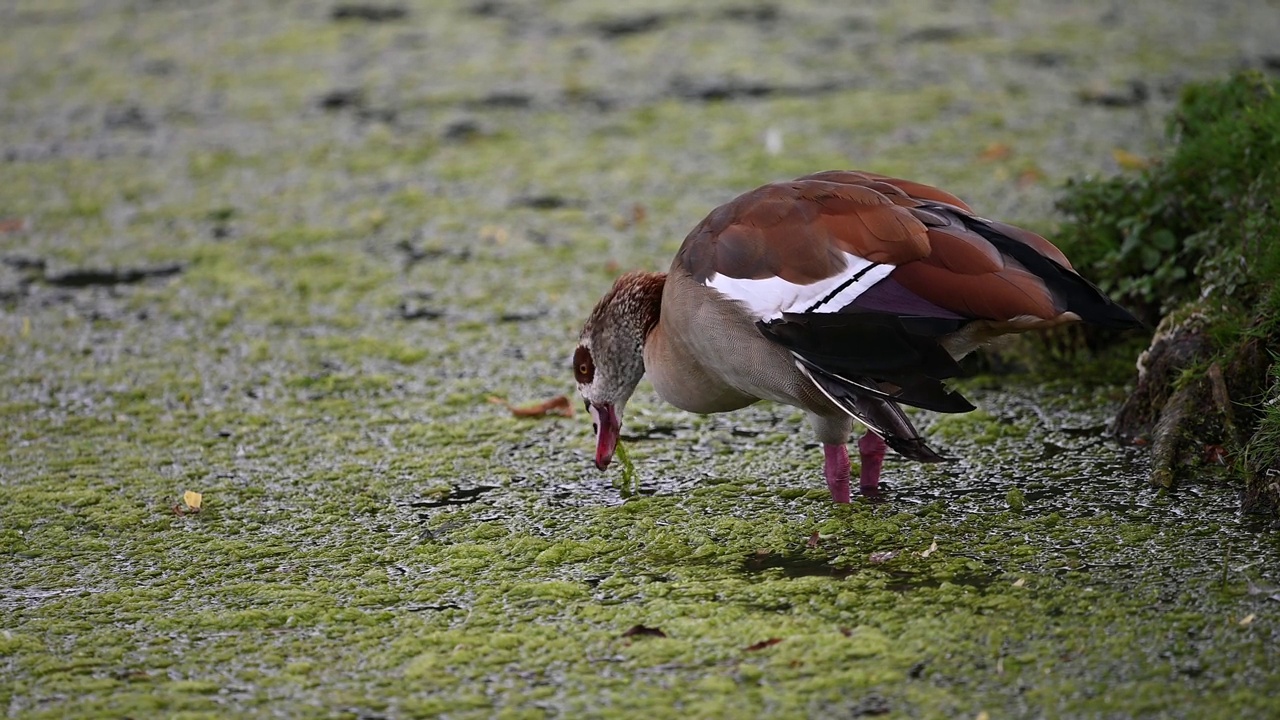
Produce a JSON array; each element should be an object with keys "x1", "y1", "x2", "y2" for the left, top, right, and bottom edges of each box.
[{"x1": 2, "y1": 1, "x2": 1279, "y2": 717}]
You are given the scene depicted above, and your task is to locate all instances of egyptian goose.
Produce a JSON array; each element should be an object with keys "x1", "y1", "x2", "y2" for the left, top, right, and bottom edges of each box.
[{"x1": 573, "y1": 171, "x2": 1140, "y2": 502}]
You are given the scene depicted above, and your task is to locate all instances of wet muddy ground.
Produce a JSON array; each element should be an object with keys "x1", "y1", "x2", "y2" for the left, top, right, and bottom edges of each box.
[{"x1": 3, "y1": 0, "x2": 1280, "y2": 716}]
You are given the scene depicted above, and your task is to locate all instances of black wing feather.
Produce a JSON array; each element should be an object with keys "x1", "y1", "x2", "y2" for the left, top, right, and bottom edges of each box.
[
  {"x1": 759, "y1": 312, "x2": 975, "y2": 462},
  {"x1": 757, "y1": 312, "x2": 973, "y2": 413},
  {"x1": 794, "y1": 359, "x2": 949, "y2": 463}
]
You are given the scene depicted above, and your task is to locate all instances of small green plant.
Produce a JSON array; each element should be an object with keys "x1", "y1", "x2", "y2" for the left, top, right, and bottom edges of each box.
[{"x1": 1242, "y1": 362, "x2": 1280, "y2": 512}]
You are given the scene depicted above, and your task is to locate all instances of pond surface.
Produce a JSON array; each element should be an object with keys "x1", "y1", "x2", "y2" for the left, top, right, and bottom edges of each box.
[{"x1": 2, "y1": 0, "x2": 1279, "y2": 716}]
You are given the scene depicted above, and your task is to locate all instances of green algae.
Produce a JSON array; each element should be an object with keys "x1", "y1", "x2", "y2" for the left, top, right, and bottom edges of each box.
[
  {"x1": 3, "y1": 0, "x2": 1280, "y2": 717},
  {"x1": 929, "y1": 409, "x2": 1031, "y2": 445},
  {"x1": 614, "y1": 441, "x2": 640, "y2": 499}
]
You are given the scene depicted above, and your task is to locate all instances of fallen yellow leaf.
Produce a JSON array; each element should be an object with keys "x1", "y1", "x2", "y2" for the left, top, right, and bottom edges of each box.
[
  {"x1": 1112, "y1": 148, "x2": 1151, "y2": 171},
  {"x1": 918, "y1": 539, "x2": 938, "y2": 558},
  {"x1": 1240, "y1": 613, "x2": 1256, "y2": 626},
  {"x1": 183, "y1": 491, "x2": 203, "y2": 511},
  {"x1": 1017, "y1": 166, "x2": 1046, "y2": 188},
  {"x1": 479, "y1": 225, "x2": 510, "y2": 244},
  {"x1": 978, "y1": 142, "x2": 1011, "y2": 162},
  {"x1": 1012, "y1": 577, "x2": 1026, "y2": 588},
  {"x1": 489, "y1": 395, "x2": 575, "y2": 418}
]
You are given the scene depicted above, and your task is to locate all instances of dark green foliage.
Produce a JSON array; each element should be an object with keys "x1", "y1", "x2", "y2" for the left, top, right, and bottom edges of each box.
[
  {"x1": 1055, "y1": 71, "x2": 1280, "y2": 326},
  {"x1": 1056, "y1": 72, "x2": 1280, "y2": 513}
]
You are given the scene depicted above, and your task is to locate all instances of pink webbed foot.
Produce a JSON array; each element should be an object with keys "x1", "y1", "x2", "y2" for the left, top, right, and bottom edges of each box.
[
  {"x1": 858, "y1": 431, "x2": 887, "y2": 492},
  {"x1": 822, "y1": 443, "x2": 851, "y2": 503}
]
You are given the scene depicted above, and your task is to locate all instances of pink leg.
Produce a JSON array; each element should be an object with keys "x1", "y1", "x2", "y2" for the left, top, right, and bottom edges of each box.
[
  {"x1": 822, "y1": 443, "x2": 851, "y2": 503},
  {"x1": 858, "y1": 431, "x2": 887, "y2": 492}
]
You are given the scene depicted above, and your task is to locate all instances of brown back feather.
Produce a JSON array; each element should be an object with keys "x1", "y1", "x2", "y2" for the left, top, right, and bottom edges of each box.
[{"x1": 675, "y1": 171, "x2": 1070, "y2": 322}]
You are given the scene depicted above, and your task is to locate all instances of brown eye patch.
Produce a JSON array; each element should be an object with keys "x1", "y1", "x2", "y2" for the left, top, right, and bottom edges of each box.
[{"x1": 573, "y1": 346, "x2": 595, "y2": 384}]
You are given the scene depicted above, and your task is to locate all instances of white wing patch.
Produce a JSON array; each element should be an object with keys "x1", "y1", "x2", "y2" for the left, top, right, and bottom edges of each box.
[{"x1": 705, "y1": 253, "x2": 893, "y2": 320}]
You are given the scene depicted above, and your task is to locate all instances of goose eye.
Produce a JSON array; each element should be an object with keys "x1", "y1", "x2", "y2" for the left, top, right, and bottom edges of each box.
[{"x1": 572, "y1": 346, "x2": 595, "y2": 384}]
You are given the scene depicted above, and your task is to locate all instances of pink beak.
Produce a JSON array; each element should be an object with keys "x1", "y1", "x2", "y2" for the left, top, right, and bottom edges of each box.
[{"x1": 589, "y1": 402, "x2": 621, "y2": 470}]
